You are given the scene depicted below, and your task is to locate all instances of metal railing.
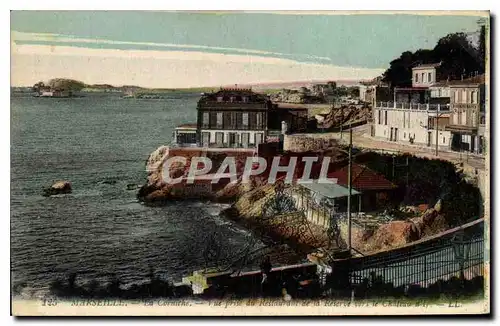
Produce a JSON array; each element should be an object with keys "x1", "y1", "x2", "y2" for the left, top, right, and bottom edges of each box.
[
  {"x1": 376, "y1": 102, "x2": 451, "y2": 112},
  {"x1": 328, "y1": 218, "x2": 485, "y2": 294}
]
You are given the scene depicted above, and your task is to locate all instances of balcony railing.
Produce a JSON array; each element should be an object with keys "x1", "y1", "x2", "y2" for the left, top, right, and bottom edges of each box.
[{"x1": 376, "y1": 102, "x2": 450, "y2": 112}]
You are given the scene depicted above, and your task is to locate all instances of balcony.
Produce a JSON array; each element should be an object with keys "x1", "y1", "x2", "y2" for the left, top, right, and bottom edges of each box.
[{"x1": 376, "y1": 102, "x2": 450, "y2": 112}]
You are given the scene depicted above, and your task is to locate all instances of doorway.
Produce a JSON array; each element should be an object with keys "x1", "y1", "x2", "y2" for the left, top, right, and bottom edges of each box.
[
  {"x1": 228, "y1": 132, "x2": 237, "y2": 147},
  {"x1": 202, "y1": 132, "x2": 210, "y2": 147},
  {"x1": 241, "y1": 133, "x2": 250, "y2": 148}
]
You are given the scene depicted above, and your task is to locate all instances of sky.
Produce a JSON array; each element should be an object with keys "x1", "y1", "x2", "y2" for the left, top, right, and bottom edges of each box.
[{"x1": 10, "y1": 11, "x2": 483, "y2": 88}]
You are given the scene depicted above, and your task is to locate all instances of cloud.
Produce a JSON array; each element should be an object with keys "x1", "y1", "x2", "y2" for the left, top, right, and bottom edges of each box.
[
  {"x1": 11, "y1": 31, "x2": 332, "y2": 63},
  {"x1": 11, "y1": 40, "x2": 384, "y2": 88}
]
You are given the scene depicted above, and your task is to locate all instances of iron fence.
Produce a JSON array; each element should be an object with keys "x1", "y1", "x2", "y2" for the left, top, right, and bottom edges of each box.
[{"x1": 327, "y1": 218, "x2": 485, "y2": 296}]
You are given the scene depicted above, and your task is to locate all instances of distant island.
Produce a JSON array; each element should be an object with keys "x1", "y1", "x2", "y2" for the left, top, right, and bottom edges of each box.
[
  {"x1": 12, "y1": 78, "x2": 364, "y2": 101},
  {"x1": 12, "y1": 78, "x2": 220, "y2": 98}
]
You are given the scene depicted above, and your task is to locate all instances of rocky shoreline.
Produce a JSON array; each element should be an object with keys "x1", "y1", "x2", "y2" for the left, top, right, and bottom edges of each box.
[{"x1": 137, "y1": 144, "x2": 482, "y2": 258}]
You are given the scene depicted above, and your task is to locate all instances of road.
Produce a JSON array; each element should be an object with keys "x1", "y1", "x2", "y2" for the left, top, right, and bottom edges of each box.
[{"x1": 303, "y1": 124, "x2": 487, "y2": 172}]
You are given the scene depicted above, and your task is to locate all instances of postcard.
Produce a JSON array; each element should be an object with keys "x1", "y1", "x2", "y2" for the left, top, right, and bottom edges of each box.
[{"x1": 10, "y1": 10, "x2": 490, "y2": 316}]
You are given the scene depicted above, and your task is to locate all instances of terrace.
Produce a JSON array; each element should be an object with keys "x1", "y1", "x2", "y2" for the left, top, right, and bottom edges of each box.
[{"x1": 376, "y1": 101, "x2": 451, "y2": 112}]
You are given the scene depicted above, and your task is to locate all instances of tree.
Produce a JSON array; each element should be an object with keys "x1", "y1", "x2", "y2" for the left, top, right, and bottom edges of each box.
[
  {"x1": 326, "y1": 81, "x2": 337, "y2": 91},
  {"x1": 382, "y1": 51, "x2": 418, "y2": 88},
  {"x1": 32, "y1": 81, "x2": 45, "y2": 92},
  {"x1": 478, "y1": 22, "x2": 486, "y2": 74},
  {"x1": 47, "y1": 78, "x2": 86, "y2": 91},
  {"x1": 432, "y1": 32, "x2": 480, "y2": 80},
  {"x1": 382, "y1": 31, "x2": 483, "y2": 88}
]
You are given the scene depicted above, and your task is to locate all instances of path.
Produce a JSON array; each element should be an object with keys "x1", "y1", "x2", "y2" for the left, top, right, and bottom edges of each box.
[{"x1": 301, "y1": 124, "x2": 486, "y2": 171}]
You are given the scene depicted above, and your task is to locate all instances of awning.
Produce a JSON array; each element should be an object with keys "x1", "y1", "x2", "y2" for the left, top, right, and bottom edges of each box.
[{"x1": 300, "y1": 180, "x2": 360, "y2": 199}]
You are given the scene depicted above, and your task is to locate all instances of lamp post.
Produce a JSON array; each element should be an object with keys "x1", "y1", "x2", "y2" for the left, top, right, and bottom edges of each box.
[
  {"x1": 347, "y1": 123, "x2": 353, "y2": 253},
  {"x1": 451, "y1": 231, "x2": 472, "y2": 282},
  {"x1": 432, "y1": 105, "x2": 447, "y2": 157}
]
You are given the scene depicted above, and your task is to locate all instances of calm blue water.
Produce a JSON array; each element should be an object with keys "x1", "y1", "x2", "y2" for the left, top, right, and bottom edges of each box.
[{"x1": 10, "y1": 92, "x2": 262, "y2": 291}]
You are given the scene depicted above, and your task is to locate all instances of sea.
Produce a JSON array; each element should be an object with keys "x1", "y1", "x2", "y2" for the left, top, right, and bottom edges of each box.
[{"x1": 10, "y1": 92, "x2": 265, "y2": 294}]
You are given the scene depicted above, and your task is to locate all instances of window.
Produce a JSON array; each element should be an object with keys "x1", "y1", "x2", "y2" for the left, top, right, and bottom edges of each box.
[
  {"x1": 255, "y1": 133, "x2": 263, "y2": 145},
  {"x1": 443, "y1": 137, "x2": 446, "y2": 144},
  {"x1": 452, "y1": 110, "x2": 459, "y2": 125},
  {"x1": 428, "y1": 72, "x2": 432, "y2": 83},
  {"x1": 230, "y1": 112, "x2": 237, "y2": 129},
  {"x1": 415, "y1": 73, "x2": 419, "y2": 83},
  {"x1": 404, "y1": 132, "x2": 406, "y2": 138},
  {"x1": 216, "y1": 112, "x2": 223, "y2": 128},
  {"x1": 202, "y1": 112, "x2": 209, "y2": 127},
  {"x1": 454, "y1": 90, "x2": 459, "y2": 103},
  {"x1": 378, "y1": 110, "x2": 382, "y2": 124},
  {"x1": 256, "y1": 112, "x2": 263, "y2": 129},
  {"x1": 471, "y1": 91, "x2": 477, "y2": 104},
  {"x1": 384, "y1": 111, "x2": 388, "y2": 125},
  {"x1": 421, "y1": 73, "x2": 425, "y2": 83},
  {"x1": 242, "y1": 113, "x2": 249, "y2": 128},
  {"x1": 462, "y1": 90, "x2": 467, "y2": 104},
  {"x1": 460, "y1": 110, "x2": 467, "y2": 125},
  {"x1": 215, "y1": 132, "x2": 224, "y2": 145},
  {"x1": 241, "y1": 133, "x2": 250, "y2": 147},
  {"x1": 202, "y1": 132, "x2": 210, "y2": 146},
  {"x1": 472, "y1": 111, "x2": 477, "y2": 126}
]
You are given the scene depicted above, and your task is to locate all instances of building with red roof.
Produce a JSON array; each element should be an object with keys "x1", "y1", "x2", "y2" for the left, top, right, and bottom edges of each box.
[{"x1": 327, "y1": 162, "x2": 397, "y2": 212}]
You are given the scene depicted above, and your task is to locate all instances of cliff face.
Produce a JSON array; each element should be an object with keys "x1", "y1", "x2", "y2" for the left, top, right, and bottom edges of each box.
[
  {"x1": 137, "y1": 146, "x2": 255, "y2": 203},
  {"x1": 317, "y1": 105, "x2": 371, "y2": 129}
]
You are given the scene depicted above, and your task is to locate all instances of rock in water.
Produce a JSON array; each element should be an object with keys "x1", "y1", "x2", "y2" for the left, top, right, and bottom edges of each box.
[{"x1": 43, "y1": 181, "x2": 72, "y2": 197}]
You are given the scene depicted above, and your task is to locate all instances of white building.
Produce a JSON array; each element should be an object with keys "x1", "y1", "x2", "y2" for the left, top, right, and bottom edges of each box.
[
  {"x1": 373, "y1": 102, "x2": 452, "y2": 149},
  {"x1": 412, "y1": 63, "x2": 440, "y2": 88},
  {"x1": 373, "y1": 62, "x2": 452, "y2": 149}
]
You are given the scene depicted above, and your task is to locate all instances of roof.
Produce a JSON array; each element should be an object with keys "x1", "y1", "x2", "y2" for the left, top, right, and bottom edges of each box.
[
  {"x1": 200, "y1": 88, "x2": 269, "y2": 103},
  {"x1": 394, "y1": 87, "x2": 429, "y2": 91},
  {"x1": 429, "y1": 80, "x2": 451, "y2": 87},
  {"x1": 448, "y1": 74, "x2": 485, "y2": 87},
  {"x1": 327, "y1": 163, "x2": 396, "y2": 191},
  {"x1": 175, "y1": 123, "x2": 197, "y2": 129},
  {"x1": 413, "y1": 63, "x2": 441, "y2": 69},
  {"x1": 300, "y1": 180, "x2": 360, "y2": 199}
]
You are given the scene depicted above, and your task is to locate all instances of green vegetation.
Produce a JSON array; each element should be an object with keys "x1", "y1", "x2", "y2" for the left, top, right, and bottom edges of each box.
[
  {"x1": 382, "y1": 22, "x2": 487, "y2": 88},
  {"x1": 354, "y1": 152, "x2": 483, "y2": 226},
  {"x1": 31, "y1": 78, "x2": 222, "y2": 94}
]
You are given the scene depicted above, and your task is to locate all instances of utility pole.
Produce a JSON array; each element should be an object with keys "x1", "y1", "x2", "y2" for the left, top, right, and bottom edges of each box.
[
  {"x1": 340, "y1": 105, "x2": 344, "y2": 140},
  {"x1": 347, "y1": 123, "x2": 353, "y2": 253},
  {"x1": 406, "y1": 156, "x2": 409, "y2": 188},
  {"x1": 435, "y1": 105, "x2": 440, "y2": 156},
  {"x1": 392, "y1": 155, "x2": 395, "y2": 180}
]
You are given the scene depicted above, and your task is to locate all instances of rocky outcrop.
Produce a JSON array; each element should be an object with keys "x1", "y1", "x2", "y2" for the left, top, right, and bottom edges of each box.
[
  {"x1": 137, "y1": 146, "x2": 255, "y2": 204},
  {"x1": 43, "y1": 181, "x2": 72, "y2": 197},
  {"x1": 317, "y1": 105, "x2": 371, "y2": 129},
  {"x1": 270, "y1": 89, "x2": 325, "y2": 104},
  {"x1": 352, "y1": 200, "x2": 449, "y2": 254}
]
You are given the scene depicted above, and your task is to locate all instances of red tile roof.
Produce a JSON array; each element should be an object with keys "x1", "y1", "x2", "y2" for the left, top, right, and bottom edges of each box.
[{"x1": 327, "y1": 163, "x2": 396, "y2": 191}]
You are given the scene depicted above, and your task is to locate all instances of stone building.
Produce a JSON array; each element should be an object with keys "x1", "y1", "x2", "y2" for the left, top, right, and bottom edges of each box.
[
  {"x1": 174, "y1": 88, "x2": 308, "y2": 148},
  {"x1": 373, "y1": 63, "x2": 453, "y2": 149},
  {"x1": 446, "y1": 74, "x2": 486, "y2": 154}
]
